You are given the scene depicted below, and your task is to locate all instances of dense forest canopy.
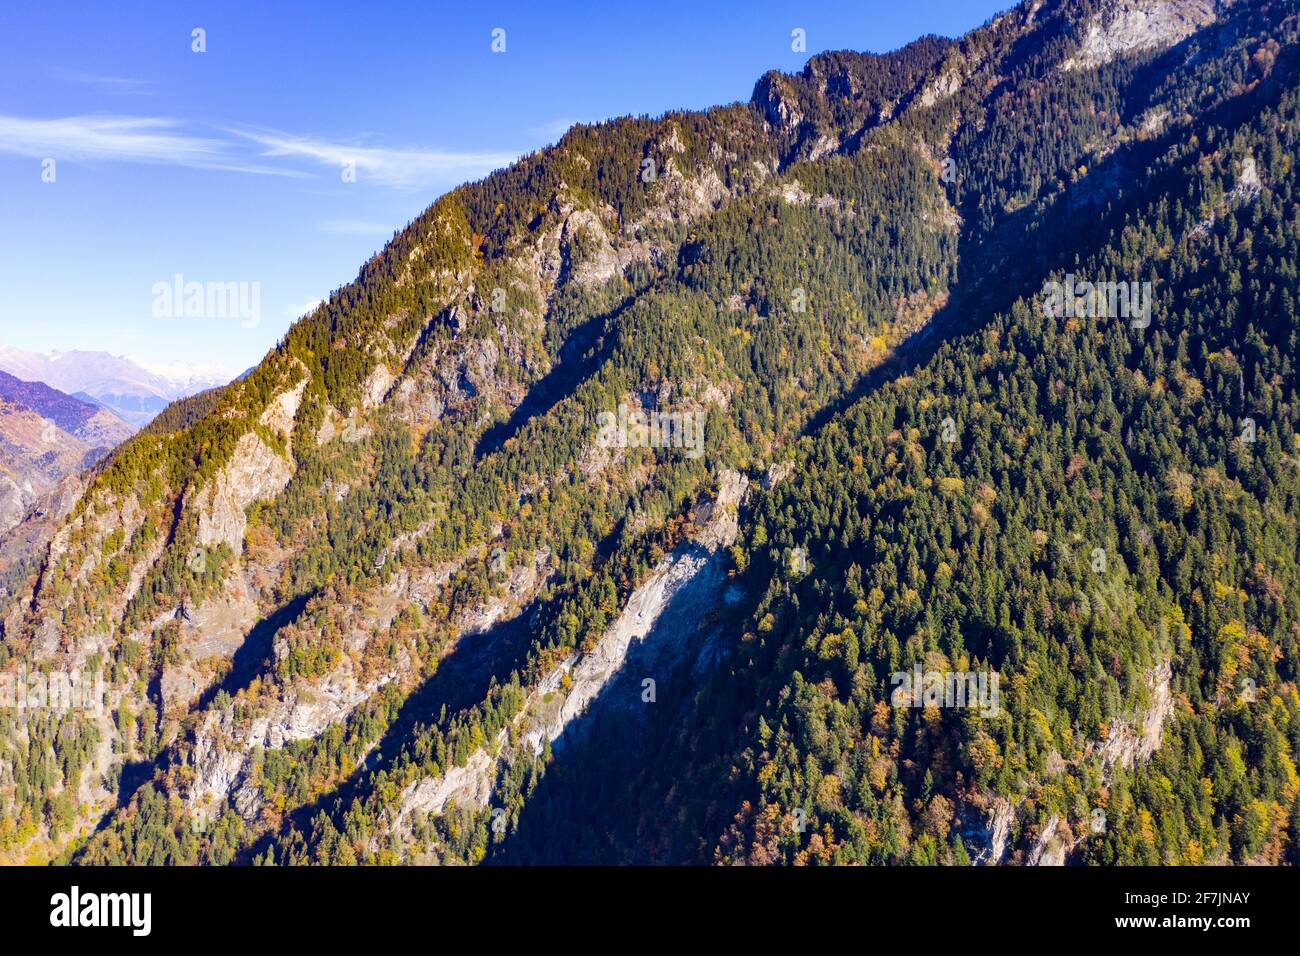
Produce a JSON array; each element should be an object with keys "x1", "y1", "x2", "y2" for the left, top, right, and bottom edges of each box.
[{"x1": 2, "y1": 0, "x2": 1298, "y2": 867}]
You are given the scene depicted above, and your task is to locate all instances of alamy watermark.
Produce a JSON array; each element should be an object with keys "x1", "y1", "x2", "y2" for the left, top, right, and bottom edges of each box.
[
  {"x1": 0, "y1": 665, "x2": 105, "y2": 715},
  {"x1": 152, "y1": 274, "x2": 261, "y2": 328},
  {"x1": 595, "y1": 403, "x2": 705, "y2": 459},
  {"x1": 890, "y1": 665, "x2": 1000, "y2": 717},
  {"x1": 50, "y1": 886, "x2": 150, "y2": 936},
  {"x1": 1040, "y1": 274, "x2": 1153, "y2": 329}
]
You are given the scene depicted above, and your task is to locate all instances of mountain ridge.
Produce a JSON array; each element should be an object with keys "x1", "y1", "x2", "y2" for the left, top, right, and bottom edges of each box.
[
  {"x1": 0, "y1": 346, "x2": 232, "y2": 428},
  {"x1": 0, "y1": 371, "x2": 133, "y2": 550},
  {"x1": 2, "y1": 0, "x2": 1298, "y2": 867}
]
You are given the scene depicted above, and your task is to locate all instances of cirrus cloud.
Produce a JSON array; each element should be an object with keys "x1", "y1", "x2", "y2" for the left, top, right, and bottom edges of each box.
[
  {"x1": 0, "y1": 113, "x2": 521, "y2": 188},
  {"x1": 0, "y1": 113, "x2": 296, "y2": 176},
  {"x1": 227, "y1": 127, "x2": 520, "y2": 188}
]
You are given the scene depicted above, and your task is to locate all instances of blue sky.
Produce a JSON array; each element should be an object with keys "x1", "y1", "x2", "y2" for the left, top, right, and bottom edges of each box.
[{"x1": 0, "y1": 0, "x2": 1010, "y2": 376}]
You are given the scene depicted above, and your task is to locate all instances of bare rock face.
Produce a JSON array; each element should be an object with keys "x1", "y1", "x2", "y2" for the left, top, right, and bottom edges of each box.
[
  {"x1": 1027, "y1": 815, "x2": 1069, "y2": 866},
  {"x1": 0, "y1": 471, "x2": 85, "y2": 591},
  {"x1": 362, "y1": 362, "x2": 396, "y2": 410},
  {"x1": 194, "y1": 432, "x2": 294, "y2": 553},
  {"x1": 398, "y1": 745, "x2": 501, "y2": 822},
  {"x1": 780, "y1": 180, "x2": 813, "y2": 206},
  {"x1": 987, "y1": 797, "x2": 1015, "y2": 864},
  {"x1": 186, "y1": 666, "x2": 399, "y2": 820},
  {"x1": 1188, "y1": 154, "x2": 1264, "y2": 240},
  {"x1": 258, "y1": 378, "x2": 306, "y2": 438},
  {"x1": 917, "y1": 56, "x2": 965, "y2": 108},
  {"x1": 643, "y1": 164, "x2": 728, "y2": 228},
  {"x1": 160, "y1": 667, "x2": 205, "y2": 713},
  {"x1": 1231, "y1": 154, "x2": 1262, "y2": 201},
  {"x1": 1092, "y1": 660, "x2": 1173, "y2": 770},
  {"x1": 0, "y1": 473, "x2": 37, "y2": 536},
  {"x1": 246, "y1": 669, "x2": 395, "y2": 750},
  {"x1": 968, "y1": 658, "x2": 1172, "y2": 866},
  {"x1": 559, "y1": 207, "x2": 621, "y2": 290},
  {"x1": 184, "y1": 544, "x2": 553, "y2": 825},
  {"x1": 1061, "y1": 0, "x2": 1218, "y2": 72},
  {"x1": 181, "y1": 576, "x2": 260, "y2": 660},
  {"x1": 160, "y1": 576, "x2": 262, "y2": 711},
  {"x1": 392, "y1": 335, "x2": 510, "y2": 428},
  {"x1": 762, "y1": 460, "x2": 794, "y2": 490},
  {"x1": 189, "y1": 709, "x2": 249, "y2": 810},
  {"x1": 520, "y1": 543, "x2": 720, "y2": 757},
  {"x1": 390, "y1": 471, "x2": 748, "y2": 842},
  {"x1": 753, "y1": 73, "x2": 805, "y2": 133},
  {"x1": 519, "y1": 189, "x2": 628, "y2": 302}
]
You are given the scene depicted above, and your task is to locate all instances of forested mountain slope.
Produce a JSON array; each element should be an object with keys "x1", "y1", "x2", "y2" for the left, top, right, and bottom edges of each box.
[
  {"x1": 0, "y1": 371, "x2": 132, "y2": 547},
  {"x1": 2, "y1": 0, "x2": 1297, "y2": 866}
]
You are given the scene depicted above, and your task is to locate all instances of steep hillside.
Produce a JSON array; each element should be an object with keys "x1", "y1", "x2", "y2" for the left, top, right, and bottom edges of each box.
[
  {"x1": 0, "y1": 371, "x2": 133, "y2": 537},
  {"x1": 2, "y1": 0, "x2": 1297, "y2": 867}
]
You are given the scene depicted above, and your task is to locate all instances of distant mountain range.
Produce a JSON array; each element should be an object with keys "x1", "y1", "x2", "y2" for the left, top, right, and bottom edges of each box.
[
  {"x1": 0, "y1": 369, "x2": 134, "y2": 538},
  {"x1": 0, "y1": 346, "x2": 232, "y2": 427}
]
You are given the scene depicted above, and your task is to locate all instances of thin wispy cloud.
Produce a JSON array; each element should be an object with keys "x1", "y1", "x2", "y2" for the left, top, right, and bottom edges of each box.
[
  {"x1": 0, "y1": 113, "x2": 298, "y2": 176},
  {"x1": 0, "y1": 114, "x2": 516, "y2": 186},
  {"x1": 229, "y1": 127, "x2": 519, "y2": 188},
  {"x1": 58, "y1": 71, "x2": 156, "y2": 94}
]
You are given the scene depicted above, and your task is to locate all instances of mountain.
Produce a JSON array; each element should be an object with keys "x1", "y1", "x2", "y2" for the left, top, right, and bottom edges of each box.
[
  {"x1": 0, "y1": 370, "x2": 133, "y2": 537},
  {"x1": 0, "y1": 371, "x2": 136, "y2": 448},
  {"x1": 2, "y1": 0, "x2": 1298, "y2": 867},
  {"x1": 0, "y1": 347, "x2": 232, "y2": 427}
]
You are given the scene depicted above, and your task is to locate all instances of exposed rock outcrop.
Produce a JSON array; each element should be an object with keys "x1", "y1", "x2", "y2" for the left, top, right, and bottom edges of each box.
[
  {"x1": 1091, "y1": 659, "x2": 1173, "y2": 771},
  {"x1": 392, "y1": 470, "x2": 747, "y2": 836},
  {"x1": 918, "y1": 57, "x2": 965, "y2": 108},
  {"x1": 1061, "y1": 0, "x2": 1218, "y2": 72},
  {"x1": 0, "y1": 472, "x2": 85, "y2": 594},
  {"x1": 193, "y1": 432, "x2": 294, "y2": 552},
  {"x1": 258, "y1": 378, "x2": 307, "y2": 438},
  {"x1": 1027, "y1": 814, "x2": 1069, "y2": 866},
  {"x1": 970, "y1": 658, "x2": 1173, "y2": 866}
]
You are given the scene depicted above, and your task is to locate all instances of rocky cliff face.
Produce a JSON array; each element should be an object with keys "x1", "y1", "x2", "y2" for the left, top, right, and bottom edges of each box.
[
  {"x1": 193, "y1": 432, "x2": 295, "y2": 553},
  {"x1": 1061, "y1": 0, "x2": 1220, "y2": 71},
  {"x1": 968, "y1": 658, "x2": 1175, "y2": 865},
  {"x1": 4, "y1": 0, "x2": 1292, "y2": 867},
  {"x1": 0, "y1": 472, "x2": 84, "y2": 599},
  {"x1": 392, "y1": 471, "x2": 746, "y2": 847}
]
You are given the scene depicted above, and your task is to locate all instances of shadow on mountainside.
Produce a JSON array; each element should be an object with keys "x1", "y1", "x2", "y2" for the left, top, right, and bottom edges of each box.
[
  {"x1": 489, "y1": 49, "x2": 1291, "y2": 862},
  {"x1": 802, "y1": 54, "x2": 1283, "y2": 441},
  {"x1": 243, "y1": 590, "x2": 553, "y2": 863},
  {"x1": 474, "y1": 305, "x2": 622, "y2": 460},
  {"x1": 487, "y1": 543, "x2": 735, "y2": 865},
  {"x1": 194, "y1": 591, "x2": 316, "y2": 714}
]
